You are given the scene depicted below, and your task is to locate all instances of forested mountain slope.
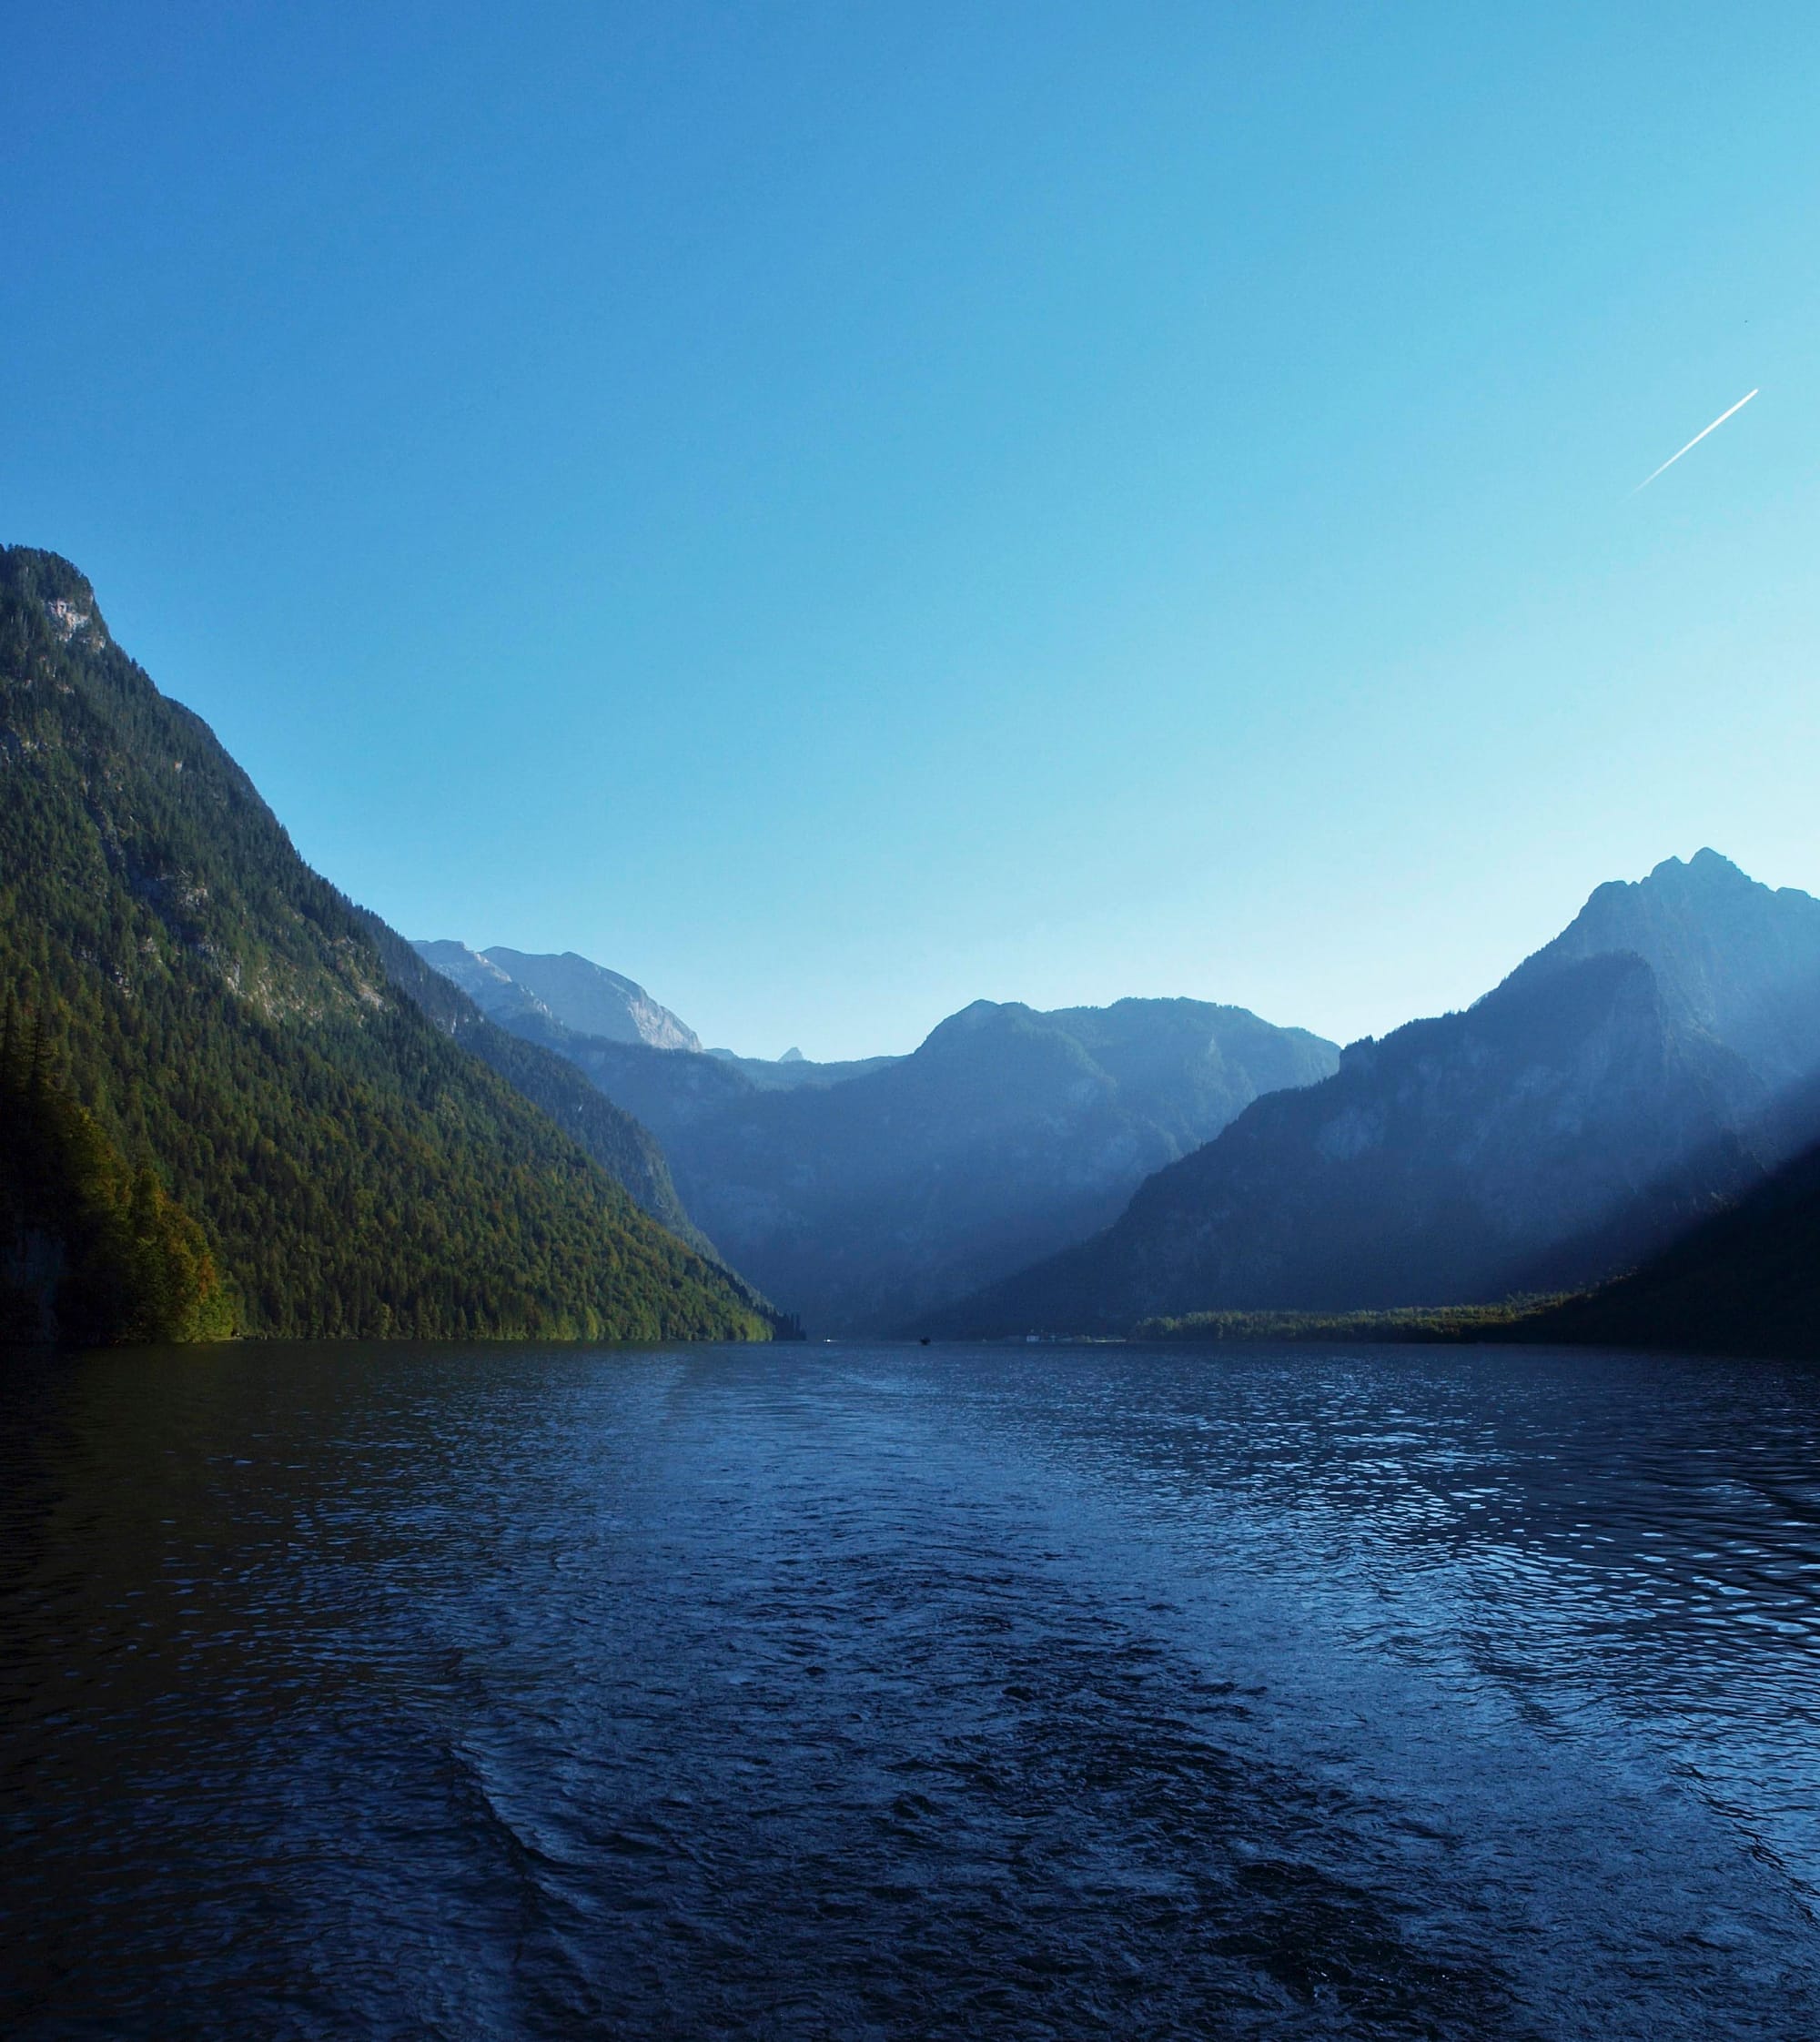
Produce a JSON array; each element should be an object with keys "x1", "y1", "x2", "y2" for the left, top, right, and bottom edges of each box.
[
  {"x1": 0, "y1": 1009, "x2": 231, "y2": 1345},
  {"x1": 0, "y1": 546, "x2": 769, "y2": 1341}
]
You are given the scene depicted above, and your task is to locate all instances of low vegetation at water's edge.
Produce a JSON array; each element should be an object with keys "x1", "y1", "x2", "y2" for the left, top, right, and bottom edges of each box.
[{"x1": 1131, "y1": 1299, "x2": 1572, "y2": 1344}]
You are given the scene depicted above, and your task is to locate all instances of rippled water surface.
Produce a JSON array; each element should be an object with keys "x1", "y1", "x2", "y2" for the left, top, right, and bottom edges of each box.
[{"x1": 5, "y1": 1340, "x2": 1820, "y2": 2038}]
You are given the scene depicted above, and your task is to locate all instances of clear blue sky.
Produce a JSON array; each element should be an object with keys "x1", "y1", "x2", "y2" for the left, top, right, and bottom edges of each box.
[{"x1": 5, "y1": 4, "x2": 1816, "y2": 1057}]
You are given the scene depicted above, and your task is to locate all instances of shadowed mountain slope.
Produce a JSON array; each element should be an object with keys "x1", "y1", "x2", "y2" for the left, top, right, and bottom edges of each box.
[
  {"x1": 1510, "y1": 1134, "x2": 1820, "y2": 1360},
  {"x1": 0, "y1": 546, "x2": 769, "y2": 1341}
]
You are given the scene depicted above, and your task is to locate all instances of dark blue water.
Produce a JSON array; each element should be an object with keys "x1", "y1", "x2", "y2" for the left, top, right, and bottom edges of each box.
[{"x1": 3, "y1": 1341, "x2": 1819, "y2": 2038}]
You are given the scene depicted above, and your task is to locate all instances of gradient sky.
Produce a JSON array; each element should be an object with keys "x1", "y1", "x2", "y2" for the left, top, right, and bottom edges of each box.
[{"x1": 5, "y1": 4, "x2": 1817, "y2": 1058}]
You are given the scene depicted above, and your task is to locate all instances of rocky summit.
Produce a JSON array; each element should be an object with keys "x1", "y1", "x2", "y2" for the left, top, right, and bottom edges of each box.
[{"x1": 480, "y1": 947, "x2": 701, "y2": 1052}]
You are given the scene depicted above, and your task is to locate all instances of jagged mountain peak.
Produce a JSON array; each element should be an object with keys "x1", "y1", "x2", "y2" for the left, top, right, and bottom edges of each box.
[
  {"x1": 1506, "y1": 851, "x2": 1820, "y2": 1090},
  {"x1": 928, "y1": 852, "x2": 1820, "y2": 1338},
  {"x1": 1651, "y1": 845, "x2": 1745, "y2": 884},
  {"x1": 929, "y1": 943, "x2": 1765, "y2": 1338}
]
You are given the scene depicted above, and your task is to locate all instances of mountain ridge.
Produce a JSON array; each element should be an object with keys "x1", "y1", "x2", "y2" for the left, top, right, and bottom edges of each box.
[
  {"x1": 925, "y1": 854, "x2": 1820, "y2": 1338},
  {"x1": 1503, "y1": 848, "x2": 1820, "y2": 1089},
  {"x1": 412, "y1": 936, "x2": 1340, "y2": 1332}
]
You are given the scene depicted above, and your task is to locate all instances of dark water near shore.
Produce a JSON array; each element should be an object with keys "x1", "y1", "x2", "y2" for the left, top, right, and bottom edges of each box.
[{"x1": 4, "y1": 1341, "x2": 1820, "y2": 2038}]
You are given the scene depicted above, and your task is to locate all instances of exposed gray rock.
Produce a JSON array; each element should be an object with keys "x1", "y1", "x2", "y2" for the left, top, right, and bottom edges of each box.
[
  {"x1": 413, "y1": 941, "x2": 701, "y2": 1052},
  {"x1": 481, "y1": 947, "x2": 701, "y2": 1052},
  {"x1": 384, "y1": 934, "x2": 713, "y2": 1254},
  {"x1": 412, "y1": 940, "x2": 554, "y2": 1029}
]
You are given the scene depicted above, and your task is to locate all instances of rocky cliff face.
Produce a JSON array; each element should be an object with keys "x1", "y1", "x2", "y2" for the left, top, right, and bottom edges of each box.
[
  {"x1": 480, "y1": 948, "x2": 702, "y2": 1051},
  {"x1": 414, "y1": 942, "x2": 701, "y2": 1051},
  {"x1": 412, "y1": 941, "x2": 555, "y2": 1029},
  {"x1": 932, "y1": 854, "x2": 1820, "y2": 1336}
]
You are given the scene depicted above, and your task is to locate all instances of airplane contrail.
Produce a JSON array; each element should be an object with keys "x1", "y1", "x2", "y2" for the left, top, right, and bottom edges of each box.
[{"x1": 1633, "y1": 387, "x2": 1759, "y2": 491}]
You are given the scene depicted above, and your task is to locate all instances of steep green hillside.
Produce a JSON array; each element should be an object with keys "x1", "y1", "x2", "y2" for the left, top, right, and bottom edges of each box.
[{"x1": 0, "y1": 546, "x2": 768, "y2": 1341}]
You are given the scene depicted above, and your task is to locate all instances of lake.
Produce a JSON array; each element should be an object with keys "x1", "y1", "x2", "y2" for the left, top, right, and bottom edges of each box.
[{"x1": 3, "y1": 1339, "x2": 1818, "y2": 2038}]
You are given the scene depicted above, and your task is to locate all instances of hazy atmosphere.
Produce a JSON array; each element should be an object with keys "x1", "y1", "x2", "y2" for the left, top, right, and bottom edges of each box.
[{"x1": 5, "y1": 3, "x2": 1817, "y2": 1057}]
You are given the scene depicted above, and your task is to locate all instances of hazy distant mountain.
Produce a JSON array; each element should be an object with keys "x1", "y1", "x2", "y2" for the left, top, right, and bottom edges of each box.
[
  {"x1": 411, "y1": 940, "x2": 555, "y2": 1030},
  {"x1": 706, "y1": 1046, "x2": 902, "y2": 1090},
  {"x1": 370, "y1": 932, "x2": 717, "y2": 1257},
  {"x1": 931, "y1": 854, "x2": 1820, "y2": 1337},
  {"x1": 521, "y1": 996, "x2": 1338, "y2": 1333},
  {"x1": 414, "y1": 940, "x2": 701, "y2": 1051},
  {"x1": 482, "y1": 948, "x2": 701, "y2": 1051}
]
